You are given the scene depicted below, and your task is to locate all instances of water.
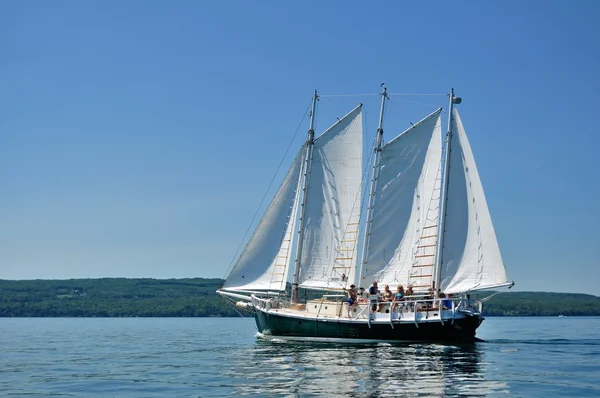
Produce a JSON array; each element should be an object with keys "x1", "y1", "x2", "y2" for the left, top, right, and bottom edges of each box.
[{"x1": 0, "y1": 317, "x2": 598, "y2": 397}]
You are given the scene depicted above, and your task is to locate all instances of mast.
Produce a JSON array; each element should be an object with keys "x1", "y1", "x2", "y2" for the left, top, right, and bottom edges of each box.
[
  {"x1": 291, "y1": 89, "x2": 319, "y2": 303},
  {"x1": 357, "y1": 86, "x2": 388, "y2": 291},
  {"x1": 433, "y1": 88, "x2": 461, "y2": 292}
]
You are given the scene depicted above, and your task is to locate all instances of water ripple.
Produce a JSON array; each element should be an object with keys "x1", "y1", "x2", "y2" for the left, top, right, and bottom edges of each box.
[{"x1": 0, "y1": 317, "x2": 599, "y2": 397}]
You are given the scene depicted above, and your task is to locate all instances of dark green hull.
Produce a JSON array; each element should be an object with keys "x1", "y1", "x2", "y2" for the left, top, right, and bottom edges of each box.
[{"x1": 254, "y1": 309, "x2": 481, "y2": 342}]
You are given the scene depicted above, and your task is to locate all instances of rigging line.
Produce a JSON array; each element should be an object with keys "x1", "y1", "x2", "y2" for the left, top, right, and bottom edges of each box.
[
  {"x1": 319, "y1": 93, "x2": 380, "y2": 98},
  {"x1": 479, "y1": 289, "x2": 505, "y2": 303},
  {"x1": 222, "y1": 99, "x2": 313, "y2": 279},
  {"x1": 388, "y1": 93, "x2": 447, "y2": 96},
  {"x1": 388, "y1": 97, "x2": 443, "y2": 108},
  {"x1": 320, "y1": 93, "x2": 447, "y2": 98},
  {"x1": 222, "y1": 296, "x2": 256, "y2": 324}
]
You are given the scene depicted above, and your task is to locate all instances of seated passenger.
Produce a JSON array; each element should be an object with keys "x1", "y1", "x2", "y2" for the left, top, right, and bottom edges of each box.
[
  {"x1": 358, "y1": 287, "x2": 368, "y2": 302},
  {"x1": 440, "y1": 292, "x2": 453, "y2": 310},
  {"x1": 433, "y1": 292, "x2": 451, "y2": 310},
  {"x1": 378, "y1": 285, "x2": 393, "y2": 312},
  {"x1": 392, "y1": 285, "x2": 405, "y2": 312},
  {"x1": 424, "y1": 287, "x2": 437, "y2": 308},
  {"x1": 382, "y1": 285, "x2": 393, "y2": 301},
  {"x1": 403, "y1": 285, "x2": 416, "y2": 311}
]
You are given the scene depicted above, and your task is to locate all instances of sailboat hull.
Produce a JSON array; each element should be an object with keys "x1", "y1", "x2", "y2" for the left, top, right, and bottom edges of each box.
[{"x1": 253, "y1": 308, "x2": 481, "y2": 343}]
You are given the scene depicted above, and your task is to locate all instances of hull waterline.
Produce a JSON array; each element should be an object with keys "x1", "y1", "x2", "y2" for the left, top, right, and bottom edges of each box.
[{"x1": 253, "y1": 308, "x2": 482, "y2": 343}]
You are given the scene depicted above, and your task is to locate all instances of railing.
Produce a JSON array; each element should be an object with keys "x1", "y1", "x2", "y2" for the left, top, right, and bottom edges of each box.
[
  {"x1": 250, "y1": 293, "x2": 483, "y2": 326},
  {"x1": 251, "y1": 294, "x2": 290, "y2": 311},
  {"x1": 345, "y1": 297, "x2": 482, "y2": 319}
]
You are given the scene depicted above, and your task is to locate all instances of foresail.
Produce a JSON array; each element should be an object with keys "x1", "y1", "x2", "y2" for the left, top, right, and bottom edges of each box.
[
  {"x1": 362, "y1": 109, "x2": 442, "y2": 290},
  {"x1": 439, "y1": 108, "x2": 509, "y2": 294},
  {"x1": 222, "y1": 148, "x2": 303, "y2": 292},
  {"x1": 298, "y1": 105, "x2": 363, "y2": 290}
]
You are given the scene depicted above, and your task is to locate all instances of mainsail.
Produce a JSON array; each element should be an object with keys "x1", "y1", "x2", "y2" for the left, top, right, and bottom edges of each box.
[
  {"x1": 361, "y1": 109, "x2": 442, "y2": 289},
  {"x1": 438, "y1": 108, "x2": 509, "y2": 293},
  {"x1": 222, "y1": 148, "x2": 303, "y2": 292},
  {"x1": 297, "y1": 105, "x2": 363, "y2": 289}
]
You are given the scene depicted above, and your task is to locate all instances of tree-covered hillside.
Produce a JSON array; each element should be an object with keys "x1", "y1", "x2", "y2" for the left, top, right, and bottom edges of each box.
[
  {"x1": 0, "y1": 278, "x2": 238, "y2": 317},
  {"x1": 0, "y1": 278, "x2": 598, "y2": 317},
  {"x1": 484, "y1": 291, "x2": 600, "y2": 316}
]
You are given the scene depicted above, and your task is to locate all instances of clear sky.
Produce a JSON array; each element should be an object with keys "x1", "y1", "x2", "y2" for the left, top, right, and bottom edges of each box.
[{"x1": 1, "y1": 1, "x2": 599, "y2": 295}]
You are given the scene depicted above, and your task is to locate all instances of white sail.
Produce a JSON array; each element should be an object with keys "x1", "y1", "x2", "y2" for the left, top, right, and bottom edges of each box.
[
  {"x1": 362, "y1": 109, "x2": 442, "y2": 289},
  {"x1": 298, "y1": 105, "x2": 363, "y2": 289},
  {"x1": 439, "y1": 108, "x2": 509, "y2": 294},
  {"x1": 222, "y1": 148, "x2": 303, "y2": 292}
]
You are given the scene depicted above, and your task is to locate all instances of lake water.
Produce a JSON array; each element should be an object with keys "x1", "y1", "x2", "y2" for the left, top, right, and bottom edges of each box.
[{"x1": 0, "y1": 317, "x2": 598, "y2": 397}]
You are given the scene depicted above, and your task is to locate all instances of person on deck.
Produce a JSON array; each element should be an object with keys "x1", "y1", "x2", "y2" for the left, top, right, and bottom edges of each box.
[
  {"x1": 424, "y1": 287, "x2": 437, "y2": 309},
  {"x1": 432, "y1": 292, "x2": 451, "y2": 310},
  {"x1": 379, "y1": 285, "x2": 393, "y2": 312},
  {"x1": 440, "y1": 292, "x2": 453, "y2": 310},
  {"x1": 392, "y1": 285, "x2": 405, "y2": 312},
  {"x1": 343, "y1": 284, "x2": 358, "y2": 317},
  {"x1": 404, "y1": 285, "x2": 415, "y2": 311},
  {"x1": 368, "y1": 281, "x2": 379, "y2": 313}
]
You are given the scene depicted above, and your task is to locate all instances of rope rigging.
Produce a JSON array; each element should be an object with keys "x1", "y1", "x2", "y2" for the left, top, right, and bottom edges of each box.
[
  {"x1": 222, "y1": 99, "x2": 314, "y2": 280},
  {"x1": 319, "y1": 92, "x2": 446, "y2": 98}
]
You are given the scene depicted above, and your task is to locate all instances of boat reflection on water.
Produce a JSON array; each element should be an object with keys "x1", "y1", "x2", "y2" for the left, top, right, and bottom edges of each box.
[{"x1": 231, "y1": 339, "x2": 508, "y2": 396}]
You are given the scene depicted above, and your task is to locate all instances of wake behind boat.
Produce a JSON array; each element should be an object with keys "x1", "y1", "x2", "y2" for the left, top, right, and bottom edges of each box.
[{"x1": 217, "y1": 87, "x2": 513, "y2": 343}]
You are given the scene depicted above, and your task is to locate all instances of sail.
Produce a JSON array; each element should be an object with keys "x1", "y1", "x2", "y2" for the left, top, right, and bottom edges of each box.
[
  {"x1": 362, "y1": 109, "x2": 442, "y2": 289},
  {"x1": 439, "y1": 108, "x2": 509, "y2": 294},
  {"x1": 222, "y1": 148, "x2": 303, "y2": 292},
  {"x1": 297, "y1": 105, "x2": 363, "y2": 289}
]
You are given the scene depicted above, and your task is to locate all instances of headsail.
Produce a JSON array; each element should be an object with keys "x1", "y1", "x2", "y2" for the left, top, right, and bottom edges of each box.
[
  {"x1": 362, "y1": 109, "x2": 442, "y2": 289},
  {"x1": 439, "y1": 108, "x2": 510, "y2": 293},
  {"x1": 222, "y1": 148, "x2": 303, "y2": 292},
  {"x1": 297, "y1": 105, "x2": 363, "y2": 290}
]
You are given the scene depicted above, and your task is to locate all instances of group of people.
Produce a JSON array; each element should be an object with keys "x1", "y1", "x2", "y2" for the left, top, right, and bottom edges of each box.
[
  {"x1": 343, "y1": 281, "x2": 453, "y2": 316},
  {"x1": 367, "y1": 281, "x2": 416, "y2": 313},
  {"x1": 342, "y1": 281, "x2": 415, "y2": 315}
]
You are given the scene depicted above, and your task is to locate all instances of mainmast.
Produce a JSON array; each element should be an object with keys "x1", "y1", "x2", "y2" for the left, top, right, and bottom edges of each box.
[
  {"x1": 291, "y1": 89, "x2": 319, "y2": 304},
  {"x1": 433, "y1": 88, "x2": 461, "y2": 292},
  {"x1": 357, "y1": 85, "x2": 388, "y2": 291}
]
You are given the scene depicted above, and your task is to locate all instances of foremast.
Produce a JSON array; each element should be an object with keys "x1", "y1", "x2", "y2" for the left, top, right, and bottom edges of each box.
[
  {"x1": 433, "y1": 88, "x2": 461, "y2": 292},
  {"x1": 291, "y1": 90, "x2": 319, "y2": 303},
  {"x1": 357, "y1": 86, "x2": 388, "y2": 291}
]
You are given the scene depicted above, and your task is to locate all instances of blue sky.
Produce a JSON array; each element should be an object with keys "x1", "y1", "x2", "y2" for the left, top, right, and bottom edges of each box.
[{"x1": 1, "y1": 1, "x2": 599, "y2": 295}]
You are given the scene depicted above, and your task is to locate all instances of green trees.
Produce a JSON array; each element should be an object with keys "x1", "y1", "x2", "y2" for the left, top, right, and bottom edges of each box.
[
  {"x1": 0, "y1": 278, "x2": 598, "y2": 317},
  {"x1": 0, "y1": 278, "x2": 239, "y2": 317},
  {"x1": 484, "y1": 292, "x2": 600, "y2": 316}
]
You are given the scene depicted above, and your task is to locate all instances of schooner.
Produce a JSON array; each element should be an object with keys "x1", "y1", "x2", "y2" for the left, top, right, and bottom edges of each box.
[{"x1": 217, "y1": 87, "x2": 513, "y2": 342}]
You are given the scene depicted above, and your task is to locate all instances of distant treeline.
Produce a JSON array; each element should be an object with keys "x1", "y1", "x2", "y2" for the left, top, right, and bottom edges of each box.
[
  {"x1": 483, "y1": 291, "x2": 600, "y2": 316},
  {"x1": 0, "y1": 278, "x2": 598, "y2": 317},
  {"x1": 0, "y1": 278, "x2": 238, "y2": 317}
]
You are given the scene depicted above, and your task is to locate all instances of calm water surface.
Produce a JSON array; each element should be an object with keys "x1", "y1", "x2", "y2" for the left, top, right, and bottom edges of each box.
[{"x1": 1, "y1": 317, "x2": 598, "y2": 397}]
